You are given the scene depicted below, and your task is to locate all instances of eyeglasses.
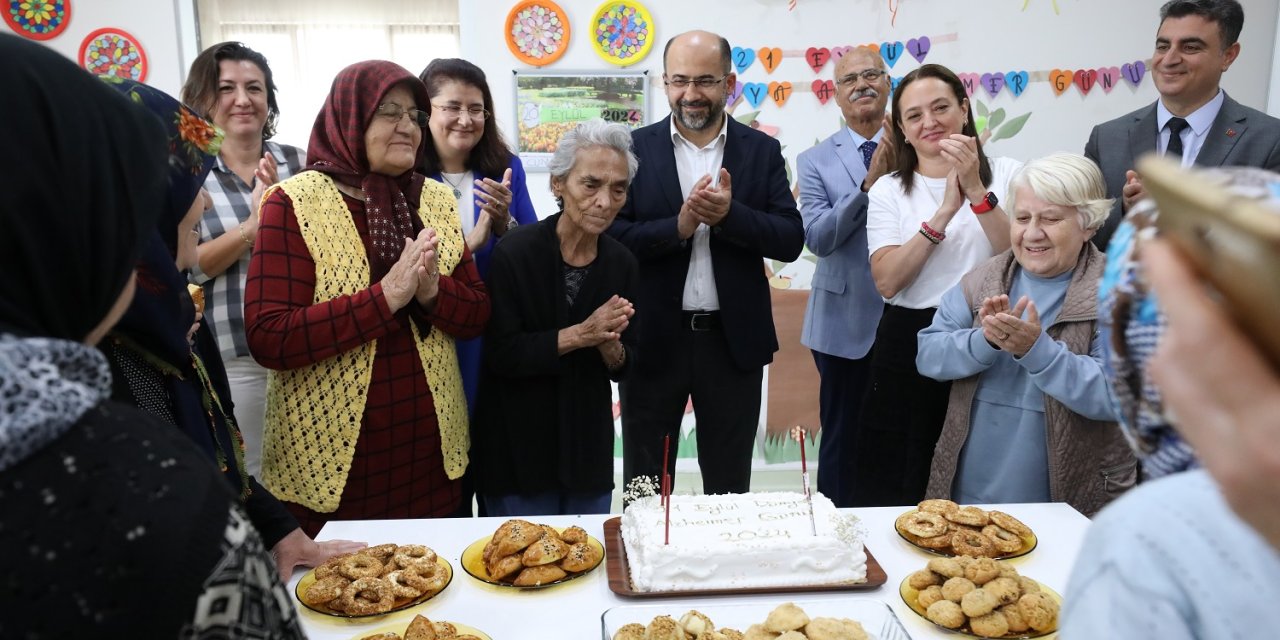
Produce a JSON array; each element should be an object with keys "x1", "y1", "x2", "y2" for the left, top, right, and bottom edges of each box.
[
  {"x1": 664, "y1": 74, "x2": 729, "y2": 89},
  {"x1": 431, "y1": 103, "x2": 491, "y2": 121},
  {"x1": 375, "y1": 103, "x2": 428, "y2": 127},
  {"x1": 835, "y1": 68, "x2": 888, "y2": 87}
]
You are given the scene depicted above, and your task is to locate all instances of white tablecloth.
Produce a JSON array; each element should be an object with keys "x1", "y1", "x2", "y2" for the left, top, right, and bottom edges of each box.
[{"x1": 293, "y1": 503, "x2": 1088, "y2": 639}]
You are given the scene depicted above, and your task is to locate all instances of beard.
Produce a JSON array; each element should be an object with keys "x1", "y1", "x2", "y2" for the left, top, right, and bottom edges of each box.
[{"x1": 673, "y1": 97, "x2": 723, "y2": 132}]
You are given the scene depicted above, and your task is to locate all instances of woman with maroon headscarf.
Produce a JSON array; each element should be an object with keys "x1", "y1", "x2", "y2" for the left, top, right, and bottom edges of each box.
[{"x1": 245, "y1": 61, "x2": 490, "y2": 535}]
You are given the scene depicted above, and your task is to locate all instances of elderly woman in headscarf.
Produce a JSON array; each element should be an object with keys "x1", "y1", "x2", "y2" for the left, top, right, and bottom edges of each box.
[
  {"x1": 917, "y1": 153, "x2": 1136, "y2": 516},
  {"x1": 0, "y1": 35, "x2": 301, "y2": 636},
  {"x1": 245, "y1": 61, "x2": 490, "y2": 535},
  {"x1": 96, "y1": 78, "x2": 364, "y2": 579},
  {"x1": 472, "y1": 120, "x2": 638, "y2": 516}
]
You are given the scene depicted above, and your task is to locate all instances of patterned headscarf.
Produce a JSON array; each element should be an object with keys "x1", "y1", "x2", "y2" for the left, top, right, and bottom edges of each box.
[{"x1": 306, "y1": 60, "x2": 429, "y2": 279}]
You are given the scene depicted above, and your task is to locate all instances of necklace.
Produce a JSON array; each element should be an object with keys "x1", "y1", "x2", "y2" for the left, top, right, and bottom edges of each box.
[{"x1": 441, "y1": 170, "x2": 471, "y2": 198}]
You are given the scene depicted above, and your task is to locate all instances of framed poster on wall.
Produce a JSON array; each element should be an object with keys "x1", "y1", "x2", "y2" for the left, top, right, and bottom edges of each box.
[{"x1": 514, "y1": 70, "x2": 648, "y2": 171}]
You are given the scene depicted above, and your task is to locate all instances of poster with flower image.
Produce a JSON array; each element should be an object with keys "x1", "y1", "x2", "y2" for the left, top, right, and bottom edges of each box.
[{"x1": 514, "y1": 71, "x2": 648, "y2": 171}]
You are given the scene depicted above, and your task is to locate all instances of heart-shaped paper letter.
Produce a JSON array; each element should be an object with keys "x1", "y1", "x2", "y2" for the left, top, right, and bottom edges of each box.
[
  {"x1": 1049, "y1": 69, "x2": 1073, "y2": 96},
  {"x1": 731, "y1": 46, "x2": 755, "y2": 74},
  {"x1": 769, "y1": 81, "x2": 793, "y2": 107},
  {"x1": 812, "y1": 79, "x2": 835, "y2": 105},
  {"x1": 980, "y1": 73, "x2": 1005, "y2": 99},
  {"x1": 907, "y1": 36, "x2": 931, "y2": 63},
  {"x1": 742, "y1": 82, "x2": 768, "y2": 109},
  {"x1": 758, "y1": 47, "x2": 783, "y2": 74},
  {"x1": 1005, "y1": 71, "x2": 1030, "y2": 97},
  {"x1": 805, "y1": 47, "x2": 831, "y2": 74}
]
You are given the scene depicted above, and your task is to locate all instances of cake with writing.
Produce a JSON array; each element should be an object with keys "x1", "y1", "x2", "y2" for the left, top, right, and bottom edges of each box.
[{"x1": 620, "y1": 492, "x2": 867, "y2": 592}]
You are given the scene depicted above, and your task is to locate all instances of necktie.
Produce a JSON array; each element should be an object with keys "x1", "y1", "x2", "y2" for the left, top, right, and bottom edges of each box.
[
  {"x1": 860, "y1": 140, "x2": 877, "y2": 170},
  {"x1": 1165, "y1": 117, "x2": 1190, "y2": 160}
]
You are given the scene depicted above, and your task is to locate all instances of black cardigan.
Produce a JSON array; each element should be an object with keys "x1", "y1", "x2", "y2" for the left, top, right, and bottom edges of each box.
[{"x1": 472, "y1": 213, "x2": 639, "y2": 494}]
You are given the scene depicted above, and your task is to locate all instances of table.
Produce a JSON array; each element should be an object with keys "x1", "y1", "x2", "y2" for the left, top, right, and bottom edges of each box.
[{"x1": 292, "y1": 503, "x2": 1089, "y2": 639}]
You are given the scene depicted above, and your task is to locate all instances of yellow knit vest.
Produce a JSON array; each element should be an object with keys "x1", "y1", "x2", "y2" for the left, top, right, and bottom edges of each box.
[{"x1": 259, "y1": 171, "x2": 469, "y2": 513}]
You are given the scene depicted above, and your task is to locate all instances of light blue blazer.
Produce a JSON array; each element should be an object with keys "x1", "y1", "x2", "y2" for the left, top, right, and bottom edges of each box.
[{"x1": 797, "y1": 129, "x2": 884, "y2": 360}]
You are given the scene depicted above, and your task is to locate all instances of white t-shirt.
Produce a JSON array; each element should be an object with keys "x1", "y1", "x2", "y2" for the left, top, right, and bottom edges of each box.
[{"x1": 866, "y1": 155, "x2": 1022, "y2": 309}]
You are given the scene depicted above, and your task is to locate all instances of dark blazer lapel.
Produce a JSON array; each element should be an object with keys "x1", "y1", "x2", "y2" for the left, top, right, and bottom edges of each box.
[
  {"x1": 1130, "y1": 104, "x2": 1159, "y2": 164},
  {"x1": 720, "y1": 117, "x2": 749, "y2": 188},
  {"x1": 1195, "y1": 94, "x2": 1248, "y2": 167},
  {"x1": 650, "y1": 116, "x2": 687, "y2": 215}
]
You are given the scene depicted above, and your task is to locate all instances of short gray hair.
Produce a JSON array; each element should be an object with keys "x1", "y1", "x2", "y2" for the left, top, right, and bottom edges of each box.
[
  {"x1": 547, "y1": 119, "x2": 639, "y2": 184},
  {"x1": 1007, "y1": 153, "x2": 1113, "y2": 230}
]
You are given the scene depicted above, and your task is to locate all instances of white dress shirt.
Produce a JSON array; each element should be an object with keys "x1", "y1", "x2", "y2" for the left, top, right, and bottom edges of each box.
[
  {"x1": 1157, "y1": 89, "x2": 1225, "y2": 167},
  {"x1": 670, "y1": 116, "x2": 729, "y2": 311}
]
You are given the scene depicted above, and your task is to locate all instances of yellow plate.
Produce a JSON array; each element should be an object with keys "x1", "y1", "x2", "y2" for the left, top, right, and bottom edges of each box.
[
  {"x1": 347, "y1": 617, "x2": 490, "y2": 640},
  {"x1": 294, "y1": 556, "x2": 452, "y2": 618},
  {"x1": 460, "y1": 530, "x2": 604, "y2": 589},
  {"x1": 895, "y1": 509, "x2": 1037, "y2": 559},
  {"x1": 899, "y1": 574, "x2": 1061, "y2": 638}
]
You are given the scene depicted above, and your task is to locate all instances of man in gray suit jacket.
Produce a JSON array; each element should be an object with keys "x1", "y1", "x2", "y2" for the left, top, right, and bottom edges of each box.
[
  {"x1": 1086, "y1": 0, "x2": 1280, "y2": 250},
  {"x1": 796, "y1": 47, "x2": 894, "y2": 507}
]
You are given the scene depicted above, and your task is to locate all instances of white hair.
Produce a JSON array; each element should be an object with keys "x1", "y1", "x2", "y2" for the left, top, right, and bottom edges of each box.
[
  {"x1": 1006, "y1": 152, "x2": 1114, "y2": 230},
  {"x1": 546, "y1": 119, "x2": 639, "y2": 182}
]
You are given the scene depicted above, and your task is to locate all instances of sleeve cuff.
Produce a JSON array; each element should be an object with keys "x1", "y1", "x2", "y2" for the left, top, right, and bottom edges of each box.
[
  {"x1": 1015, "y1": 332, "x2": 1056, "y2": 372},
  {"x1": 968, "y1": 329, "x2": 1001, "y2": 364}
]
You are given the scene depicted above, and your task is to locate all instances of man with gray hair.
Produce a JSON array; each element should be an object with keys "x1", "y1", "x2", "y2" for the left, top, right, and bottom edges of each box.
[
  {"x1": 795, "y1": 46, "x2": 894, "y2": 507},
  {"x1": 608, "y1": 30, "x2": 803, "y2": 495},
  {"x1": 1085, "y1": 0, "x2": 1280, "y2": 250}
]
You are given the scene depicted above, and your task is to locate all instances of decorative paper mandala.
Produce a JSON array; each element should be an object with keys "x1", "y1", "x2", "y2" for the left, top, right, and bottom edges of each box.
[
  {"x1": 591, "y1": 0, "x2": 654, "y2": 66},
  {"x1": 79, "y1": 27, "x2": 147, "y2": 82},
  {"x1": 505, "y1": 0, "x2": 570, "y2": 67},
  {"x1": 5, "y1": 0, "x2": 71, "y2": 41}
]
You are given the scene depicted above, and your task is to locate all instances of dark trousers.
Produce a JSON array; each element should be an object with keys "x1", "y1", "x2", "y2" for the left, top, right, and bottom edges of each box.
[
  {"x1": 621, "y1": 319, "x2": 762, "y2": 496},
  {"x1": 811, "y1": 349, "x2": 873, "y2": 508},
  {"x1": 850, "y1": 304, "x2": 951, "y2": 507}
]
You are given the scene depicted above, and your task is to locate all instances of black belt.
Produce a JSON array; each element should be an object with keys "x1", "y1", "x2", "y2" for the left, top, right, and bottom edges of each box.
[{"x1": 682, "y1": 310, "x2": 721, "y2": 331}]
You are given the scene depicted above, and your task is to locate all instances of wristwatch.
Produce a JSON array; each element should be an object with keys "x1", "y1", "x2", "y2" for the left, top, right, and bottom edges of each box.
[
  {"x1": 505, "y1": 216, "x2": 519, "y2": 232},
  {"x1": 970, "y1": 191, "x2": 998, "y2": 214}
]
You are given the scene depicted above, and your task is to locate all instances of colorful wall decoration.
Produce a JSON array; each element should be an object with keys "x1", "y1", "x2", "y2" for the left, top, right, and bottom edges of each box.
[
  {"x1": 79, "y1": 27, "x2": 147, "y2": 82},
  {"x1": 4, "y1": 0, "x2": 70, "y2": 41},
  {"x1": 505, "y1": 0, "x2": 570, "y2": 67},
  {"x1": 590, "y1": 0, "x2": 654, "y2": 66}
]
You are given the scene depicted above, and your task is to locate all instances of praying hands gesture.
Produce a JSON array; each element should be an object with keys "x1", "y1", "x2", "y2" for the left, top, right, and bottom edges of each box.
[
  {"x1": 379, "y1": 228, "x2": 439, "y2": 312},
  {"x1": 979, "y1": 294, "x2": 1041, "y2": 357}
]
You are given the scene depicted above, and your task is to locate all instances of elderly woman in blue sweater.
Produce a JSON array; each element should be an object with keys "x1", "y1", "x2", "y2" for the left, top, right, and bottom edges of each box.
[{"x1": 917, "y1": 153, "x2": 1135, "y2": 516}]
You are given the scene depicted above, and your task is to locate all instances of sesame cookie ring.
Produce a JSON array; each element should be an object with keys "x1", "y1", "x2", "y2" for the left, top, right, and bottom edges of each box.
[
  {"x1": 944, "y1": 505, "x2": 990, "y2": 527},
  {"x1": 384, "y1": 570, "x2": 424, "y2": 599},
  {"x1": 394, "y1": 544, "x2": 437, "y2": 571},
  {"x1": 341, "y1": 577, "x2": 395, "y2": 615},
  {"x1": 983, "y1": 524, "x2": 1025, "y2": 554},
  {"x1": 989, "y1": 510, "x2": 1033, "y2": 537},
  {"x1": 951, "y1": 529, "x2": 996, "y2": 558},
  {"x1": 900, "y1": 510, "x2": 950, "y2": 538},
  {"x1": 338, "y1": 554, "x2": 385, "y2": 580},
  {"x1": 917, "y1": 499, "x2": 960, "y2": 516}
]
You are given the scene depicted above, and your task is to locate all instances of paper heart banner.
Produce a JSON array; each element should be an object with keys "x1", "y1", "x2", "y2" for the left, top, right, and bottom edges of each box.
[
  {"x1": 980, "y1": 72, "x2": 1005, "y2": 99},
  {"x1": 805, "y1": 47, "x2": 831, "y2": 73},
  {"x1": 758, "y1": 47, "x2": 783, "y2": 73},
  {"x1": 742, "y1": 82, "x2": 768, "y2": 108},
  {"x1": 732, "y1": 46, "x2": 755, "y2": 74},
  {"x1": 1096, "y1": 66, "x2": 1121, "y2": 93},
  {"x1": 1005, "y1": 71, "x2": 1029, "y2": 97},
  {"x1": 726, "y1": 81, "x2": 745, "y2": 106},
  {"x1": 769, "y1": 81, "x2": 793, "y2": 107},
  {"x1": 1049, "y1": 69, "x2": 1073, "y2": 96},
  {"x1": 812, "y1": 79, "x2": 835, "y2": 105},
  {"x1": 957, "y1": 72, "x2": 980, "y2": 97},
  {"x1": 880, "y1": 41, "x2": 905, "y2": 68},
  {"x1": 829, "y1": 45, "x2": 855, "y2": 60},
  {"x1": 907, "y1": 36, "x2": 931, "y2": 63},
  {"x1": 1073, "y1": 69, "x2": 1098, "y2": 95},
  {"x1": 1121, "y1": 60, "x2": 1146, "y2": 86}
]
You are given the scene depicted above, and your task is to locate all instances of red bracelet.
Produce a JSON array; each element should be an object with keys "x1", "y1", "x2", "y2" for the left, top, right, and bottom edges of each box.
[{"x1": 920, "y1": 221, "x2": 946, "y2": 243}]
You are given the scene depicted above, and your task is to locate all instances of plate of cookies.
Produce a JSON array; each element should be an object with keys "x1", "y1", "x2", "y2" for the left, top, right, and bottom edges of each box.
[
  {"x1": 899, "y1": 556, "x2": 1060, "y2": 638},
  {"x1": 461, "y1": 519, "x2": 604, "y2": 588},
  {"x1": 296, "y1": 543, "x2": 452, "y2": 617},
  {"x1": 894, "y1": 500, "x2": 1036, "y2": 559},
  {"x1": 353, "y1": 613, "x2": 489, "y2": 640},
  {"x1": 601, "y1": 599, "x2": 910, "y2": 640}
]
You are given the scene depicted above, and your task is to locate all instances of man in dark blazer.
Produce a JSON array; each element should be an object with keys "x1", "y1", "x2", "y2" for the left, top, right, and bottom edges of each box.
[
  {"x1": 1086, "y1": 0, "x2": 1280, "y2": 250},
  {"x1": 795, "y1": 46, "x2": 893, "y2": 507},
  {"x1": 608, "y1": 30, "x2": 803, "y2": 495}
]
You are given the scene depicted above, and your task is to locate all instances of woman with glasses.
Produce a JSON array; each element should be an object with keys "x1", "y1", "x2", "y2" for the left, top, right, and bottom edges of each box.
[
  {"x1": 244, "y1": 61, "x2": 490, "y2": 535},
  {"x1": 181, "y1": 42, "x2": 308, "y2": 478},
  {"x1": 851, "y1": 64, "x2": 1022, "y2": 507},
  {"x1": 419, "y1": 58, "x2": 537, "y2": 414}
]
